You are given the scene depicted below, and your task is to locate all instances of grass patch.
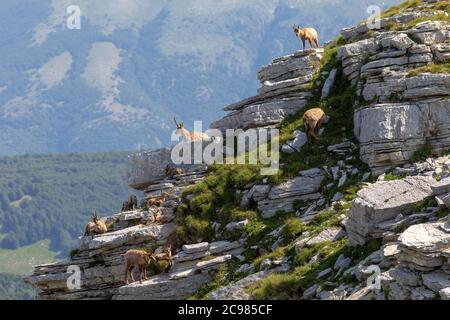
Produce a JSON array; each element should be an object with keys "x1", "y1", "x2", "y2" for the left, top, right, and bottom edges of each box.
[
  {"x1": 188, "y1": 261, "x2": 240, "y2": 300},
  {"x1": 249, "y1": 238, "x2": 382, "y2": 300},
  {"x1": 0, "y1": 240, "x2": 58, "y2": 275},
  {"x1": 380, "y1": 0, "x2": 424, "y2": 19},
  {"x1": 411, "y1": 142, "x2": 434, "y2": 162},
  {"x1": 407, "y1": 61, "x2": 450, "y2": 77},
  {"x1": 177, "y1": 164, "x2": 261, "y2": 243}
]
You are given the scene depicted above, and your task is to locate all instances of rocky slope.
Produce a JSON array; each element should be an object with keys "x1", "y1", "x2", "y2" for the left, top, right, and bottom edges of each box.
[{"x1": 26, "y1": 0, "x2": 449, "y2": 300}]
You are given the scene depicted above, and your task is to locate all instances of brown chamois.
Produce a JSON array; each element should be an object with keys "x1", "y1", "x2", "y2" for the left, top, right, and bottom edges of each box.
[
  {"x1": 150, "y1": 245, "x2": 173, "y2": 273},
  {"x1": 146, "y1": 192, "x2": 168, "y2": 208},
  {"x1": 121, "y1": 195, "x2": 138, "y2": 212},
  {"x1": 293, "y1": 25, "x2": 319, "y2": 50},
  {"x1": 302, "y1": 108, "x2": 327, "y2": 142},
  {"x1": 121, "y1": 249, "x2": 156, "y2": 284},
  {"x1": 84, "y1": 212, "x2": 108, "y2": 236},
  {"x1": 174, "y1": 118, "x2": 211, "y2": 142},
  {"x1": 165, "y1": 164, "x2": 186, "y2": 179}
]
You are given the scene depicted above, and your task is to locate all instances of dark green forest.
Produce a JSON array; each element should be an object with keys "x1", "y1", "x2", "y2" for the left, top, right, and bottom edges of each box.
[
  {"x1": 0, "y1": 152, "x2": 137, "y2": 255},
  {"x1": 0, "y1": 273, "x2": 35, "y2": 300}
]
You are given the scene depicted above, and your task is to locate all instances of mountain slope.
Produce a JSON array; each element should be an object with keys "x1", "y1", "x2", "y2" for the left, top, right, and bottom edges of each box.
[{"x1": 25, "y1": 0, "x2": 450, "y2": 301}]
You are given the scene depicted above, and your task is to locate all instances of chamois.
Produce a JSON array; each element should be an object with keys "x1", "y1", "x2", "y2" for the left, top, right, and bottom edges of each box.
[
  {"x1": 122, "y1": 195, "x2": 138, "y2": 212},
  {"x1": 302, "y1": 108, "x2": 327, "y2": 142},
  {"x1": 174, "y1": 118, "x2": 210, "y2": 142},
  {"x1": 293, "y1": 25, "x2": 319, "y2": 50},
  {"x1": 150, "y1": 245, "x2": 173, "y2": 273},
  {"x1": 146, "y1": 192, "x2": 168, "y2": 208},
  {"x1": 122, "y1": 249, "x2": 156, "y2": 284},
  {"x1": 165, "y1": 164, "x2": 186, "y2": 179},
  {"x1": 84, "y1": 212, "x2": 108, "y2": 236}
]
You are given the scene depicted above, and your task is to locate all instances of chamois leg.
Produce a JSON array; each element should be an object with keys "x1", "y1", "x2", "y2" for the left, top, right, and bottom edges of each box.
[
  {"x1": 125, "y1": 263, "x2": 131, "y2": 284},
  {"x1": 302, "y1": 39, "x2": 306, "y2": 50},
  {"x1": 308, "y1": 39, "x2": 313, "y2": 49},
  {"x1": 139, "y1": 265, "x2": 144, "y2": 284},
  {"x1": 314, "y1": 38, "x2": 319, "y2": 48},
  {"x1": 129, "y1": 266, "x2": 136, "y2": 283}
]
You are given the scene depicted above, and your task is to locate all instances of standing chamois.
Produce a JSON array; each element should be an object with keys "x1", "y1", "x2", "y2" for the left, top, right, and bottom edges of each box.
[
  {"x1": 121, "y1": 195, "x2": 138, "y2": 212},
  {"x1": 293, "y1": 25, "x2": 319, "y2": 50},
  {"x1": 173, "y1": 118, "x2": 211, "y2": 142},
  {"x1": 84, "y1": 212, "x2": 108, "y2": 236},
  {"x1": 303, "y1": 108, "x2": 328, "y2": 142},
  {"x1": 122, "y1": 249, "x2": 156, "y2": 284}
]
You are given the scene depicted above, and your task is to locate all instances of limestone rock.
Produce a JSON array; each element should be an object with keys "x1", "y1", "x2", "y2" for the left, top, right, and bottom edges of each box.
[
  {"x1": 258, "y1": 169, "x2": 325, "y2": 218},
  {"x1": 347, "y1": 175, "x2": 437, "y2": 245}
]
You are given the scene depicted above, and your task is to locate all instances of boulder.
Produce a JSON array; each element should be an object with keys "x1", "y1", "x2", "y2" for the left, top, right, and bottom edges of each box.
[{"x1": 347, "y1": 175, "x2": 437, "y2": 245}]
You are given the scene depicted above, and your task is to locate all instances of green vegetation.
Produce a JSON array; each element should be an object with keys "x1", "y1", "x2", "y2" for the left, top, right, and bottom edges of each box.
[
  {"x1": 0, "y1": 240, "x2": 58, "y2": 275},
  {"x1": 411, "y1": 142, "x2": 434, "y2": 162},
  {"x1": 380, "y1": 0, "x2": 424, "y2": 18},
  {"x1": 188, "y1": 261, "x2": 240, "y2": 300},
  {"x1": 407, "y1": 61, "x2": 450, "y2": 77},
  {"x1": 0, "y1": 151, "x2": 134, "y2": 254},
  {"x1": 250, "y1": 239, "x2": 382, "y2": 299},
  {"x1": 177, "y1": 164, "x2": 261, "y2": 243},
  {"x1": 0, "y1": 273, "x2": 35, "y2": 300}
]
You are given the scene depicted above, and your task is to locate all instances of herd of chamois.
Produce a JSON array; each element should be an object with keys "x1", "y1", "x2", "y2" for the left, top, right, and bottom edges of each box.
[{"x1": 81, "y1": 25, "x2": 326, "y2": 285}]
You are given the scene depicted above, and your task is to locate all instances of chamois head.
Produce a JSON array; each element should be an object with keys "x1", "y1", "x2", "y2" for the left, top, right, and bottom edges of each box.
[
  {"x1": 92, "y1": 211, "x2": 100, "y2": 223},
  {"x1": 145, "y1": 252, "x2": 157, "y2": 264},
  {"x1": 293, "y1": 24, "x2": 300, "y2": 35}
]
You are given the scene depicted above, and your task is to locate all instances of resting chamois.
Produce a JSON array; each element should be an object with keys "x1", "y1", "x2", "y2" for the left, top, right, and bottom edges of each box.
[
  {"x1": 122, "y1": 249, "x2": 156, "y2": 284},
  {"x1": 146, "y1": 192, "x2": 168, "y2": 208},
  {"x1": 174, "y1": 118, "x2": 210, "y2": 142},
  {"x1": 165, "y1": 164, "x2": 186, "y2": 179},
  {"x1": 293, "y1": 25, "x2": 319, "y2": 50},
  {"x1": 84, "y1": 212, "x2": 108, "y2": 236},
  {"x1": 303, "y1": 108, "x2": 327, "y2": 142},
  {"x1": 122, "y1": 195, "x2": 138, "y2": 212}
]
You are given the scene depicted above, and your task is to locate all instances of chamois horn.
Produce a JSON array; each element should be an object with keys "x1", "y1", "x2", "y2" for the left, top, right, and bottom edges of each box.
[{"x1": 173, "y1": 117, "x2": 179, "y2": 127}]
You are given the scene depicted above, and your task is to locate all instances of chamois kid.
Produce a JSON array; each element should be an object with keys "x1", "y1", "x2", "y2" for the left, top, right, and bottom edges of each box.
[{"x1": 122, "y1": 249, "x2": 156, "y2": 284}]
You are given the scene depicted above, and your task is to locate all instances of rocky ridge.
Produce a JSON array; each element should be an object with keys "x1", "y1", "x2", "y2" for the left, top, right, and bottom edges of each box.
[{"x1": 26, "y1": 0, "x2": 450, "y2": 301}]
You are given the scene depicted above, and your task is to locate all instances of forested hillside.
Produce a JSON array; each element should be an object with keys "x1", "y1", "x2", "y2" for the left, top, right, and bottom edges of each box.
[
  {"x1": 0, "y1": 152, "x2": 136, "y2": 255},
  {"x1": 0, "y1": 273, "x2": 35, "y2": 300}
]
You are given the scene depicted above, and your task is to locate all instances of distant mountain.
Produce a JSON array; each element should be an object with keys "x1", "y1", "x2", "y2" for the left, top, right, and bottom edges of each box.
[{"x1": 0, "y1": 0, "x2": 402, "y2": 156}]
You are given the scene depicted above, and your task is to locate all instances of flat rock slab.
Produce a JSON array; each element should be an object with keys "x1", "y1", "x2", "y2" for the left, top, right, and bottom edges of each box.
[
  {"x1": 79, "y1": 223, "x2": 176, "y2": 253},
  {"x1": 347, "y1": 175, "x2": 437, "y2": 245},
  {"x1": 422, "y1": 271, "x2": 450, "y2": 293},
  {"x1": 114, "y1": 273, "x2": 211, "y2": 300},
  {"x1": 399, "y1": 222, "x2": 450, "y2": 253}
]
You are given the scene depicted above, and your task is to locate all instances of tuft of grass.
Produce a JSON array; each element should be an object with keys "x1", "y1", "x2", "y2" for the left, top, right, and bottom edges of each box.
[
  {"x1": 384, "y1": 172, "x2": 406, "y2": 181},
  {"x1": 188, "y1": 261, "x2": 240, "y2": 300},
  {"x1": 411, "y1": 142, "x2": 434, "y2": 162},
  {"x1": 380, "y1": 0, "x2": 424, "y2": 19},
  {"x1": 69, "y1": 248, "x2": 80, "y2": 260},
  {"x1": 177, "y1": 164, "x2": 262, "y2": 243},
  {"x1": 407, "y1": 61, "x2": 450, "y2": 77}
]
